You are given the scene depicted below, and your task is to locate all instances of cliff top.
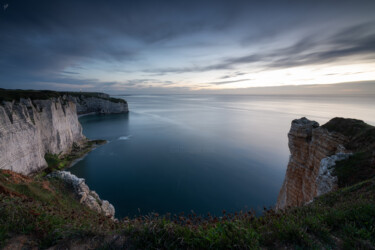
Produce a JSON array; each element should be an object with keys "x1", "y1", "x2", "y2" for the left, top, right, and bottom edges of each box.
[
  {"x1": 322, "y1": 117, "x2": 375, "y2": 151},
  {"x1": 0, "y1": 88, "x2": 126, "y2": 104},
  {"x1": 322, "y1": 117, "x2": 373, "y2": 138}
]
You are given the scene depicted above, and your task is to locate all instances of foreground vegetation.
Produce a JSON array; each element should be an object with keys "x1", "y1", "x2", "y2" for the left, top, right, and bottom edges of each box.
[
  {"x1": 41, "y1": 139, "x2": 106, "y2": 176},
  {"x1": 0, "y1": 171, "x2": 120, "y2": 248},
  {"x1": 1, "y1": 168, "x2": 374, "y2": 249}
]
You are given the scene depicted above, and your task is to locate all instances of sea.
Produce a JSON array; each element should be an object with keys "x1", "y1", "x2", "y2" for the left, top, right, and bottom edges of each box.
[{"x1": 69, "y1": 94, "x2": 375, "y2": 218}]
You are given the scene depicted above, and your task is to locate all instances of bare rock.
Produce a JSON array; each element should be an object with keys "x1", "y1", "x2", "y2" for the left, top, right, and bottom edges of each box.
[
  {"x1": 0, "y1": 98, "x2": 86, "y2": 175},
  {"x1": 316, "y1": 152, "x2": 351, "y2": 196},
  {"x1": 49, "y1": 171, "x2": 116, "y2": 219},
  {"x1": 276, "y1": 117, "x2": 350, "y2": 209},
  {"x1": 67, "y1": 95, "x2": 128, "y2": 115}
]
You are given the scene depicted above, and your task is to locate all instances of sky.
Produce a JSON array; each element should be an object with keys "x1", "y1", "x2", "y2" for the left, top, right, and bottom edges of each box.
[{"x1": 0, "y1": 0, "x2": 375, "y2": 94}]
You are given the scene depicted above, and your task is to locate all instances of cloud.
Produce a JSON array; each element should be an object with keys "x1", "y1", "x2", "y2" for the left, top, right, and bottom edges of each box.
[
  {"x1": 146, "y1": 22, "x2": 375, "y2": 75},
  {"x1": 204, "y1": 79, "x2": 251, "y2": 86},
  {"x1": 0, "y1": 0, "x2": 243, "y2": 88},
  {"x1": 219, "y1": 71, "x2": 247, "y2": 79},
  {"x1": 1, "y1": 0, "x2": 375, "y2": 92}
]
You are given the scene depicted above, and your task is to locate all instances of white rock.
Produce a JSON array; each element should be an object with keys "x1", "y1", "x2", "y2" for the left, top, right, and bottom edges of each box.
[
  {"x1": 0, "y1": 98, "x2": 85, "y2": 175},
  {"x1": 0, "y1": 94, "x2": 128, "y2": 175},
  {"x1": 316, "y1": 152, "x2": 351, "y2": 196},
  {"x1": 67, "y1": 95, "x2": 128, "y2": 115},
  {"x1": 49, "y1": 171, "x2": 116, "y2": 219}
]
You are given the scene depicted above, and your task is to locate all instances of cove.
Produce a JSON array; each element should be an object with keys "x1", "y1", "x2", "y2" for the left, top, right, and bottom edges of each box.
[{"x1": 69, "y1": 94, "x2": 375, "y2": 218}]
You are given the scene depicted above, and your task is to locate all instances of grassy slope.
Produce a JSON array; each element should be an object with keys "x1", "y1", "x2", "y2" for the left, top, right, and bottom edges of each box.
[
  {"x1": 323, "y1": 117, "x2": 375, "y2": 188},
  {"x1": 1, "y1": 170, "x2": 374, "y2": 249},
  {"x1": 0, "y1": 88, "x2": 126, "y2": 104},
  {"x1": 0, "y1": 170, "x2": 119, "y2": 248}
]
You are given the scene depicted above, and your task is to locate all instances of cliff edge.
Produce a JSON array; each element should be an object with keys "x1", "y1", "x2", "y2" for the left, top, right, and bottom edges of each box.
[
  {"x1": 67, "y1": 92, "x2": 128, "y2": 115},
  {"x1": 0, "y1": 89, "x2": 128, "y2": 175},
  {"x1": 0, "y1": 97, "x2": 86, "y2": 175},
  {"x1": 0, "y1": 89, "x2": 129, "y2": 115},
  {"x1": 276, "y1": 117, "x2": 375, "y2": 209}
]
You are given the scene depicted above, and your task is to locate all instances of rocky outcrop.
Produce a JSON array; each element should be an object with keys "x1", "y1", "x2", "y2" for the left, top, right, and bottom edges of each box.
[
  {"x1": 67, "y1": 93, "x2": 128, "y2": 115},
  {"x1": 316, "y1": 152, "x2": 351, "y2": 196},
  {"x1": 276, "y1": 117, "x2": 375, "y2": 210},
  {"x1": 276, "y1": 117, "x2": 351, "y2": 209},
  {"x1": 49, "y1": 171, "x2": 115, "y2": 219},
  {"x1": 0, "y1": 97, "x2": 86, "y2": 175}
]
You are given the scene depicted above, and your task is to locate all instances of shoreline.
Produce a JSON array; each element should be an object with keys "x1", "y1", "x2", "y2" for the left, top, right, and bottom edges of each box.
[
  {"x1": 38, "y1": 139, "x2": 107, "y2": 176},
  {"x1": 66, "y1": 140, "x2": 107, "y2": 169}
]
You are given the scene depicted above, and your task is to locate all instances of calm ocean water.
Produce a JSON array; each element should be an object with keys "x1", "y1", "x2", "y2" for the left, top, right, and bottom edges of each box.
[{"x1": 69, "y1": 95, "x2": 375, "y2": 218}]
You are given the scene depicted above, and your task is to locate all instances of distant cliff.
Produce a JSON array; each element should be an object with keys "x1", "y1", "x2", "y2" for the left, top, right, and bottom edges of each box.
[
  {"x1": 0, "y1": 89, "x2": 128, "y2": 175},
  {"x1": 276, "y1": 117, "x2": 375, "y2": 209},
  {"x1": 67, "y1": 92, "x2": 128, "y2": 115}
]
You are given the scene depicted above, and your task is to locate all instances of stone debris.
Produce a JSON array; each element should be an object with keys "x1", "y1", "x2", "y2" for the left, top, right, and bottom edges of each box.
[
  {"x1": 316, "y1": 152, "x2": 351, "y2": 196},
  {"x1": 49, "y1": 171, "x2": 115, "y2": 219}
]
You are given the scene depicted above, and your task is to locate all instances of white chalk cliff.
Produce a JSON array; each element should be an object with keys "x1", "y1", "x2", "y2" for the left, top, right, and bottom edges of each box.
[
  {"x1": 0, "y1": 97, "x2": 86, "y2": 175},
  {"x1": 68, "y1": 93, "x2": 128, "y2": 115},
  {"x1": 0, "y1": 92, "x2": 128, "y2": 175}
]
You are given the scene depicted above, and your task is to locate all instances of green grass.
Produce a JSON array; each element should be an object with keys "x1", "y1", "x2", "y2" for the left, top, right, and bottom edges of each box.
[
  {"x1": 334, "y1": 151, "x2": 375, "y2": 187},
  {"x1": 322, "y1": 117, "x2": 372, "y2": 138},
  {"x1": 40, "y1": 140, "x2": 106, "y2": 176},
  {"x1": 322, "y1": 117, "x2": 375, "y2": 151},
  {"x1": 0, "y1": 171, "x2": 119, "y2": 248}
]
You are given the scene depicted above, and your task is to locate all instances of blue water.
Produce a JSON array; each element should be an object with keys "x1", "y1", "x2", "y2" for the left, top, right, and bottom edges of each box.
[{"x1": 69, "y1": 95, "x2": 375, "y2": 218}]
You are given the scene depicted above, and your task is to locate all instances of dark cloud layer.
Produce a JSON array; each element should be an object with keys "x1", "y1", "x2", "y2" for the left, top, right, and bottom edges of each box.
[
  {"x1": 0, "y1": 0, "x2": 375, "y2": 91},
  {"x1": 148, "y1": 22, "x2": 375, "y2": 74}
]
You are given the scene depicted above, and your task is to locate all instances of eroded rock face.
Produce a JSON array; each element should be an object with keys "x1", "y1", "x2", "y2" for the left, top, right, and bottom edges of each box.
[
  {"x1": 0, "y1": 93, "x2": 128, "y2": 175},
  {"x1": 68, "y1": 94, "x2": 128, "y2": 115},
  {"x1": 316, "y1": 152, "x2": 351, "y2": 196},
  {"x1": 276, "y1": 117, "x2": 350, "y2": 209},
  {"x1": 0, "y1": 98, "x2": 86, "y2": 175},
  {"x1": 49, "y1": 171, "x2": 115, "y2": 219}
]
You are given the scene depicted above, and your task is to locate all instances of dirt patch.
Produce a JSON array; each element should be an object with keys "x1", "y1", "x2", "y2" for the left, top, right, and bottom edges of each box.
[
  {"x1": 42, "y1": 181, "x2": 54, "y2": 193},
  {"x1": 1, "y1": 170, "x2": 32, "y2": 184}
]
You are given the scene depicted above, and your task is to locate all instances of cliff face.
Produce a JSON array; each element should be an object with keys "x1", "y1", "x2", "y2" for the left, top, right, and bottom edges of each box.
[
  {"x1": 276, "y1": 117, "x2": 375, "y2": 210},
  {"x1": 0, "y1": 97, "x2": 86, "y2": 175},
  {"x1": 276, "y1": 118, "x2": 351, "y2": 209},
  {"x1": 68, "y1": 93, "x2": 128, "y2": 115},
  {"x1": 0, "y1": 89, "x2": 129, "y2": 175}
]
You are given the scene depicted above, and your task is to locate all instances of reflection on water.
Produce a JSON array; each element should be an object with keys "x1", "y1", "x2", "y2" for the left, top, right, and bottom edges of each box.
[{"x1": 69, "y1": 95, "x2": 375, "y2": 218}]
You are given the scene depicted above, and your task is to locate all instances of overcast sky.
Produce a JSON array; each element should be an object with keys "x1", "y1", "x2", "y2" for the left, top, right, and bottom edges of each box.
[{"x1": 0, "y1": 0, "x2": 375, "y2": 94}]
